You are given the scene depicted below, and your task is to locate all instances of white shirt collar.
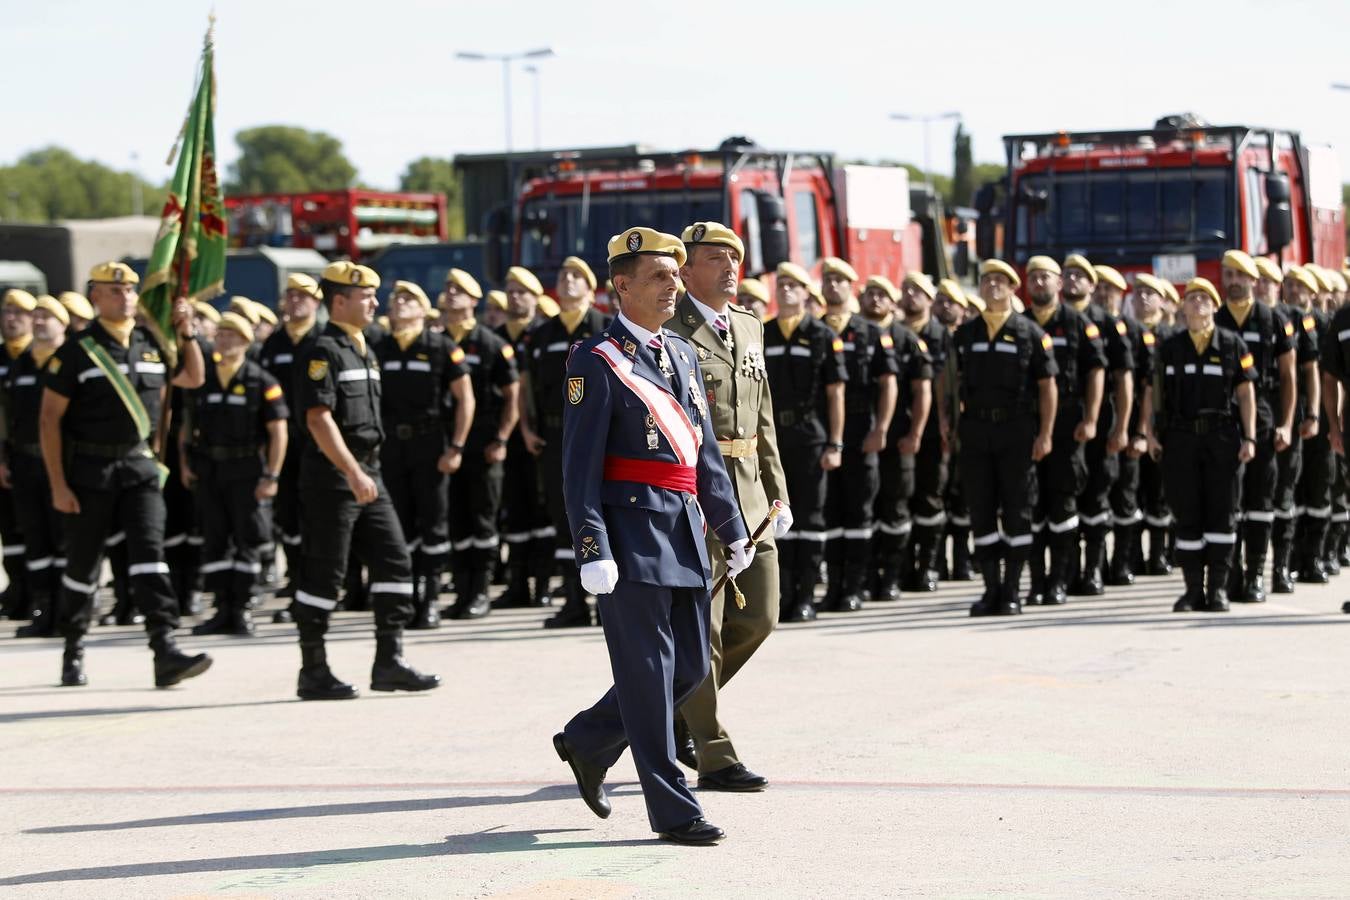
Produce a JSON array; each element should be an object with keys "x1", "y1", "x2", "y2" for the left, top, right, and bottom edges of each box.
[
  {"x1": 617, "y1": 313, "x2": 661, "y2": 348},
  {"x1": 687, "y1": 293, "x2": 729, "y2": 327}
]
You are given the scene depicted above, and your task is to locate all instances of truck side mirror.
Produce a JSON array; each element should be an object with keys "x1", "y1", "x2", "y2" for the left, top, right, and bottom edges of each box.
[
  {"x1": 974, "y1": 183, "x2": 997, "y2": 262},
  {"x1": 757, "y1": 193, "x2": 789, "y2": 270},
  {"x1": 1264, "y1": 172, "x2": 1293, "y2": 253}
]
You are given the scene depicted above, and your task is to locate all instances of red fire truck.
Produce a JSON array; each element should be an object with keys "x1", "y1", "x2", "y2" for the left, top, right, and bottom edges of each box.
[
  {"x1": 975, "y1": 115, "x2": 1346, "y2": 287},
  {"x1": 225, "y1": 189, "x2": 448, "y2": 261},
  {"x1": 504, "y1": 138, "x2": 931, "y2": 309}
]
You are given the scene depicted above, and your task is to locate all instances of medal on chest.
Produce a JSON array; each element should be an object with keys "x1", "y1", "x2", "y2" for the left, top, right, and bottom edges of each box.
[
  {"x1": 645, "y1": 413, "x2": 659, "y2": 450},
  {"x1": 742, "y1": 344, "x2": 765, "y2": 381}
]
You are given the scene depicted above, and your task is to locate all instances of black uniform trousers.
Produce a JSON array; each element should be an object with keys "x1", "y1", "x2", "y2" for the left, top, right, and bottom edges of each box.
[
  {"x1": 1139, "y1": 453, "x2": 1172, "y2": 550},
  {"x1": 197, "y1": 466, "x2": 270, "y2": 604},
  {"x1": 872, "y1": 447, "x2": 914, "y2": 558},
  {"x1": 1295, "y1": 431, "x2": 1333, "y2": 564},
  {"x1": 381, "y1": 433, "x2": 451, "y2": 576},
  {"x1": 540, "y1": 425, "x2": 575, "y2": 569},
  {"x1": 826, "y1": 448, "x2": 881, "y2": 569},
  {"x1": 9, "y1": 452, "x2": 64, "y2": 610},
  {"x1": 911, "y1": 435, "x2": 948, "y2": 529},
  {"x1": 1234, "y1": 428, "x2": 1279, "y2": 572},
  {"x1": 162, "y1": 437, "x2": 201, "y2": 611},
  {"x1": 58, "y1": 467, "x2": 179, "y2": 643},
  {"x1": 1162, "y1": 428, "x2": 1240, "y2": 572},
  {"x1": 448, "y1": 434, "x2": 504, "y2": 576},
  {"x1": 0, "y1": 484, "x2": 27, "y2": 617},
  {"x1": 958, "y1": 415, "x2": 1036, "y2": 561},
  {"x1": 500, "y1": 434, "x2": 552, "y2": 565},
  {"x1": 293, "y1": 475, "x2": 414, "y2": 637},
  {"x1": 1079, "y1": 433, "x2": 1119, "y2": 532},
  {"x1": 273, "y1": 435, "x2": 305, "y2": 570},
  {"x1": 777, "y1": 441, "x2": 828, "y2": 595},
  {"x1": 563, "y1": 580, "x2": 711, "y2": 832}
]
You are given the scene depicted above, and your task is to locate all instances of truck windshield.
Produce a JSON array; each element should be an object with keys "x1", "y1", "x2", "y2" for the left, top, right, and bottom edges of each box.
[
  {"x1": 1012, "y1": 167, "x2": 1233, "y2": 262},
  {"x1": 519, "y1": 190, "x2": 722, "y2": 284}
]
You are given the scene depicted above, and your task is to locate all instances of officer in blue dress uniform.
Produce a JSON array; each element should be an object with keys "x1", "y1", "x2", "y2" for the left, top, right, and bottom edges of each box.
[{"x1": 552, "y1": 227, "x2": 753, "y2": 846}]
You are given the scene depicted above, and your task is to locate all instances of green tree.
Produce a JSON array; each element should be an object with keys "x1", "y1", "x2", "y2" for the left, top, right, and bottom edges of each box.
[
  {"x1": 0, "y1": 146, "x2": 165, "y2": 222},
  {"x1": 226, "y1": 126, "x2": 356, "y2": 194},
  {"x1": 398, "y1": 156, "x2": 465, "y2": 238},
  {"x1": 951, "y1": 123, "x2": 973, "y2": 208}
]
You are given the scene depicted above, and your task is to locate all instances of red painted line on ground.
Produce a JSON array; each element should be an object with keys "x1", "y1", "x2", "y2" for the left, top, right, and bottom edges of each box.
[{"x1": 2, "y1": 779, "x2": 1347, "y2": 799}]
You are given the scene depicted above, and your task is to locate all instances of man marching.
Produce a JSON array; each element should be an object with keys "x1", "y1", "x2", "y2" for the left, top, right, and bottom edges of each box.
[{"x1": 553, "y1": 227, "x2": 753, "y2": 845}]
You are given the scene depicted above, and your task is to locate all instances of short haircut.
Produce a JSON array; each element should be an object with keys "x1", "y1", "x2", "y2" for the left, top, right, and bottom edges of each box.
[
  {"x1": 608, "y1": 256, "x2": 642, "y2": 294},
  {"x1": 320, "y1": 279, "x2": 361, "y2": 307}
]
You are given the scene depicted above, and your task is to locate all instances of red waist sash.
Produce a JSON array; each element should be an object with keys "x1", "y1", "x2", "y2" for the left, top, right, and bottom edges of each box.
[{"x1": 603, "y1": 455, "x2": 697, "y2": 495}]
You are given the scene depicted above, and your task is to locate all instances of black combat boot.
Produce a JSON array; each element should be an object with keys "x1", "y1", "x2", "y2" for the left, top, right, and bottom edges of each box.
[
  {"x1": 1025, "y1": 532, "x2": 1047, "y2": 606},
  {"x1": 1172, "y1": 560, "x2": 1206, "y2": 612},
  {"x1": 370, "y1": 632, "x2": 441, "y2": 692},
  {"x1": 192, "y1": 585, "x2": 234, "y2": 635},
  {"x1": 15, "y1": 591, "x2": 55, "y2": 638},
  {"x1": 1106, "y1": 522, "x2": 1138, "y2": 586},
  {"x1": 1269, "y1": 519, "x2": 1295, "y2": 594},
  {"x1": 1238, "y1": 521, "x2": 1270, "y2": 603},
  {"x1": 544, "y1": 573, "x2": 592, "y2": 628},
  {"x1": 1324, "y1": 522, "x2": 1344, "y2": 576},
  {"x1": 1145, "y1": 526, "x2": 1173, "y2": 575},
  {"x1": 1044, "y1": 533, "x2": 1073, "y2": 606},
  {"x1": 60, "y1": 637, "x2": 87, "y2": 686},
  {"x1": 1296, "y1": 518, "x2": 1330, "y2": 583},
  {"x1": 873, "y1": 543, "x2": 903, "y2": 603},
  {"x1": 297, "y1": 639, "x2": 357, "y2": 700},
  {"x1": 995, "y1": 547, "x2": 1027, "y2": 616},
  {"x1": 832, "y1": 563, "x2": 866, "y2": 613},
  {"x1": 496, "y1": 548, "x2": 531, "y2": 608},
  {"x1": 911, "y1": 526, "x2": 940, "y2": 592},
  {"x1": 949, "y1": 527, "x2": 975, "y2": 581},
  {"x1": 1205, "y1": 555, "x2": 1232, "y2": 613},
  {"x1": 451, "y1": 563, "x2": 492, "y2": 619},
  {"x1": 822, "y1": 561, "x2": 844, "y2": 611},
  {"x1": 410, "y1": 568, "x2": 442, "y2": 630},
  {"x1": 969, "y1": 555, "x2": 1002, "y2": 617},
  {"x1": 1071, "y1": 526, "x2": 1106, "y2": 596},
  {"x1": 151, "y1": 635, "x2": 213, "y2": 688}
]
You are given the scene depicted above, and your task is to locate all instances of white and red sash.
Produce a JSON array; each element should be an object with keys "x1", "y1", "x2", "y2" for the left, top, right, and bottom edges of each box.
[{"x1": 591, "y1": 338, "x2": 701, "y2": 465}]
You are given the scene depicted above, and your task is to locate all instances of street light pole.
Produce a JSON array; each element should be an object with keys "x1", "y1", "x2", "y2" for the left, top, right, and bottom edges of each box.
[
  {"x1": 889, "y1": 111, "x2": 961, "y2": 184},
  {"x1": 130, "y1": 151, "x2": 142, "y2": 217},
  {"x1": 456, "y1": 48, "x2": 555, "y2": 153},
  {"x1": 524, "y1": 64, "x2": 542, "y2": 149}
]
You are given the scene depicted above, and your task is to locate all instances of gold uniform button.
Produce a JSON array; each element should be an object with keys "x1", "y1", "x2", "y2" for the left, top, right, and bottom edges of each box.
[{"x1": 630, "y1": 496, "x2": 637, "y2": 503}]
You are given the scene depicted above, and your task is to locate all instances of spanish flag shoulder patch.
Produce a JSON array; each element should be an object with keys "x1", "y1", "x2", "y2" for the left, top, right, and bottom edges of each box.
[
  {"x1": 1142, "y1": 332, "x2": 1155, "y2": 346},
  {"x1": 1240, "y1": 353, "x2": 1255, "y2": 370},
  {"x1": 1115, "y1": 319, "x2": 1128, "y2": 336},
  {"x1": 1084, "y1": 323, "x2": 1100, "y2": 340},
  {"x1": 916, "y1": 338, "x2": 928, "y2": 353},
  {"x1": 500, "y1": 344, "x2": 515, "y2": 360},
  {"x1": 831, "y1": 337, "x2": 844, "y2": 353},
  {"x1": 1303, "y1": 315, "x2": 1316, "y2": 332},
  {"x1": 1041, "y1": 333, "x2": 1053, "y2": 351},
  {"x1": 1283, "y1": 321, "x2": 1295, "y2": 337},
  {"x1": 263, "y1": 384, "x2": 283, "y2": 401},
  {"x1": 879, "y1": 334, "x2": 894, "y2": 349},
  {"x1": 449, "y1": 347, "x2": 466, "y2": 364}
]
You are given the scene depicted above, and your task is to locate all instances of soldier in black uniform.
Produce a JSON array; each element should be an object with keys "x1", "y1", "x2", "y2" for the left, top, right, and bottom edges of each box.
[
  {"x1": 1093, "y1": 265, "x2": 1154, "y2": 586},
  {"x1": 858, "y1": 275, "x2": 933, "y2": 602},
  {"x1": 40, "y1": 261, "x2": 211, "y2": 687},
  {"x1": 1061, "y1": 255, "x2": 1133, "y2": 597},
  {"x1": 819, "y1": 258, "x2": 902, "y2": 611},
  {"x1": 1253, "y1": 257, "x2": 1320, "y2": 593},
  {"x1": 5, "y1": 293, "x2": 68, "y2": 637},
  {"x1": 185, "y1": 311, "x2": 289, "y2": 636},
  {"x1": 1128, "y1": 274, "x2": 1176, "y2": 576},
  {"x1": 897, "y1": 273, "x2": 950, "y2": 593},
  {"x1": 1284, "y1": 267, "x2": 1334, "y2": 583},
  {"x1": 441, "y1": 275, "x2": 520, "y2": 618},
  {"x1": 518, "y1": 260, "x2": 611, "y2": 628},
  {"x1": 765, "y1": 262, "x2": 847, "y2": 621},
  {"x1": 258, "y1": 273, "x2": 323, "y2": 621},
  {"x1": 494, "y1": 269, "x2": 553, "y2": 608},
  {"x1": 932, "y1": 280, "x2": 976, "y2": 581},
  {"x1": 1216, "y1": 250, "x2": 1297, "y2": 603},
  {"x1": 1320, "y1": 274, "x2": 1350, "y2": 611},
  {"x1": 371, "y1": 280, "x2": 474, "y2": 628},
  {"x1": 940, "y1": 260, "x2": 1058, "y2": 616},
  {"x1": 0, "y1": 288, "x2": 36, "y2": 623},
  {"x1": 1022, "y1": 257, "x2": 1106, "y2": 606},
  {"x1": 1148, "y1": 277, "x2": 1258, "y2": 612},
  {"x1": 291, "y1": 261, "x2": 440, "y2": 701}
]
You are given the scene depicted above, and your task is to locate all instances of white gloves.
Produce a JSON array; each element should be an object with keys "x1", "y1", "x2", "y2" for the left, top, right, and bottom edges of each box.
[
  {"x1": 726, "y1": 539, "x2": 756, "y2": 579},
  {"x1": 772, "y1": 503, "x2": 793, "y2": 539},
  {"x1": 579, "y1": 560, "x2": 619, "y2": 596}
]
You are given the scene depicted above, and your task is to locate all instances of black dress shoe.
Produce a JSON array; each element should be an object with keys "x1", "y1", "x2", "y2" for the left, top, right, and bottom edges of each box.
[
  {"x1": 154, "y1": 649, "x2": 213, "y2": 688},
  {"x1": 553, "y1": 732, "x2": 610, "y2": 819},
  {"x1": 780, "y1": 602, "x2": 816, "y2": 623},
  {"x1": 674, "y1": 720, "x2": 698, "y2": 770},
  {"x1": 658, "y1": 817, "x2": 725, "y2": 845},
  {"x1": 1237, "y1": 576, "x2": 1266, "y2": 604},
  {"x1": 829, "y1": 594, "x2": 863, "y2": 613},
  {"x1": 1205, "y1": 589, "x2": 1231, "y2": 613},
  {"x1": 698, "y1": 762, "x2": 767, "y2": 792},
  {"x1": 297, "y1": 665, "x2": 358, "y2": 701},
  {"x1": 1342, "y1": 601, "x2": 1350, "y2": 614},
  {"x1": 543, "y1": 605, "x2": 591, "y2": 629},
  {"x1": 61, "y1": 644, "x2": 87, "y2": 687}
]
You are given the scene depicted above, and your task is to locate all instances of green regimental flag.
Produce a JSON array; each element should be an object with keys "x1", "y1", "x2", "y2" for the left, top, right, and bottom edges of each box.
[{"x1": 140, "y1": 22, "x2": 225, "y2": 368}]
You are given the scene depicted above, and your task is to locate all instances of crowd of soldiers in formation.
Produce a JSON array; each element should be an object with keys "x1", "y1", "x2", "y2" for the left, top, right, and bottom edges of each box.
[{"x1": 4, "y1": 249, "x2": 1350, "y2": 646}]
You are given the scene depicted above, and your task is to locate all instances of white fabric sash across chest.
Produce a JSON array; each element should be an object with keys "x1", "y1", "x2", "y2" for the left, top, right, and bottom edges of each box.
[{"x1": 591, "y1": 338, "x2": 701, "y2": 466}]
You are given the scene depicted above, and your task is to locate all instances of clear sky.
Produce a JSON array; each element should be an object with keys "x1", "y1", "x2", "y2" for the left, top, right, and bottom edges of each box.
[{"x1": 5, "y1": 0, "x2": 1350, "y2": 192}]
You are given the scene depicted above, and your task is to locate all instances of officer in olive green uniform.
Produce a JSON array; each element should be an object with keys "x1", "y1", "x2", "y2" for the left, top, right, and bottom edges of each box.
[{"x1": 666, "y1": 221, "x2": 792, "y2": 792}]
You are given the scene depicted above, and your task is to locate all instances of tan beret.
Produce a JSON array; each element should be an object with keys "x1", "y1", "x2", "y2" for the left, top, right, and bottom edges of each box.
[
  {"x1": 863, "y1": 275, "x2": 899, "y2": 302},
  {"x1": 253, "y1": 304, "x2": 278, "y2": 326},
  {"x1": 444, "y1": 268, "x2": 484, "y2": 300},
  {"x1": 286, "y1": 272, "x2": 321, "y2": 299},
  {"x1": 192, "y1": 300, "x2": 221, "y2": 324},
  {"x1": 34, "y1": 294, "x2": 69, "y2": 326},
  {"x1": 737, "y1": 278, "x2": 769, "y2": 304},
  {"x1": 486, "y1": 289, "x2": 507, "y2": 311},
  {"x1": 217, "y1": 310, "x2": 255, "y2": 343},
  {"x1": 1026, "y1": 256, "x2": 1062, "y2": 276},
  {"x1": 88, "y1": 261, "x2": 139, "y2": 285},
  {"x1": 681, "y1": 222, "x2": 745, "y2": 261},
  {"x1": 1094, "y1": 265, "x2": 1127, "y2": 292},
  {"x1": 228, "y1": 296, "x2": 261, "y2": 326},
  {"x1": 560, "y1": 256, "x2": 598, "y2": 291},
  {"x1": 322, "y1": 260, "x2": 380, "y2": 289},
  {"x1": 1063, "y1": 254, "x2": 1097, "y2": 284},
  {"x1": 821, "y1": 257, "x2": 859, "y2": 282},
  {"x1": 391, "y1": 279, "x2": 432, "y2": 312},
  {"x1": 505, "y1": 266, "x2": 544, "y2": 297},
  {"x1": 902, "y1": 271, "x2": 937, "y2": 299},
  {"x1": 3, "y1": 289, "x2": 36, "y2": 312},
  {"x1": 1253, "y1": 256, "x2": 1283, "y2": 282},
  {"x1": 776, "y1": 261, "x2": 813, "y2": 289},
  {"x1": 1286, "y1": 266, "x2": 1319, "y2": 294},
  {"x1": 537, "y1": 296, "x2": 560, "y2": 318},
  {"x1": 608, "y1": 227, "x2": 688, "y2": 268},
  {"x1": 1221, "y1": 249, "x2": 1259, "y2": 279},
  {"x1": 58, "y1": 291, "x2": 94, "y2": 321},
  {"x1": 936, "y1": 278, "x2": 968, "y2": 308},
  {"x1": 1133, "y1": 273, "x2": 1169, "y2": 297},
  {"x1": 1184, "y1": 277, "x2": 1221, "y2": 305},
  {"x1": 979, "y1": 259, "x2": 1021, "y2": 289}
]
